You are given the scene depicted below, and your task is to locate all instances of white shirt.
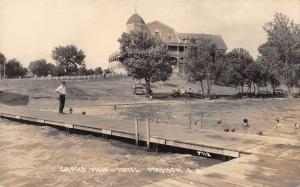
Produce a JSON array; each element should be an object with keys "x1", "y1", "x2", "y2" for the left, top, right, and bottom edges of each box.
[{"x1": 56, "y1": 85, "x2": 66, "y2": 95}]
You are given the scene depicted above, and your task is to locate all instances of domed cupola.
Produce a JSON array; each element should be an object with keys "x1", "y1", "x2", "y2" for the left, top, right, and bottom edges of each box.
[
  {"x1": 126, "y1": 13, "x2": 148, "y2": 33},
  {"x1": 126, "y1": 13, "x2": 145, "y2": 25}
]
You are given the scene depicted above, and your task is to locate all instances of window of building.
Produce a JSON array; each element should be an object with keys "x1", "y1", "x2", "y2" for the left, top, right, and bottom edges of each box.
[
  {"x1": 168, "y1": 45, "x2": 178, "y2": 51},
  {"x1": 154, "y1": 30, "x2": 160, "y2": 38},
  {"x1": 179, "y1": 46, "x2": 184, "y2": 52}
]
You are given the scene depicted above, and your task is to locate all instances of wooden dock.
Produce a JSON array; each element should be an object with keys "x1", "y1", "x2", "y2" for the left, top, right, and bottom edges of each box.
[
  {"x1": 1, "y1": 105, "x2": 300, "y2": 186},
  {"x1": 145, "y1": 154, "x2": 300, "y2": 187}
]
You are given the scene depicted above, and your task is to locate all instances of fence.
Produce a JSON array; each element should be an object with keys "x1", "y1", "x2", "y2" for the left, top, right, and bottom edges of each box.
[{"x1": 3, "y1": 73, "x2": 127, "y2": 81}]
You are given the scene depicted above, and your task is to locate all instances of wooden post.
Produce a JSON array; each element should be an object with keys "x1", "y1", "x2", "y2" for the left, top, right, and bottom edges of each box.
[
  {"x1": 200, "y1": 113, "x2": 203, "y2": 128},
  {"x1": 135, "y1": 117, "x2": 139, "y2": 146},
  {"x1": 189, "y1": 113, "x2": 192, "y2": 129},
  {"x1": 146, "y1": 117, "x2": 150, "y2": 149}
]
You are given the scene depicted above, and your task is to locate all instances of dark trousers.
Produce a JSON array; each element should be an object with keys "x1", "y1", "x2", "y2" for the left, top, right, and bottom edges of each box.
[{"x1": 59, "y1": 94, "x2": 65, "y2": 113}]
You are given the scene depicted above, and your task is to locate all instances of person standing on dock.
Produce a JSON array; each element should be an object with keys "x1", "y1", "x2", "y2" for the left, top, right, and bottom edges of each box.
[{"x1": 55, "y1": 81, "x2": 66, "y2": 114}]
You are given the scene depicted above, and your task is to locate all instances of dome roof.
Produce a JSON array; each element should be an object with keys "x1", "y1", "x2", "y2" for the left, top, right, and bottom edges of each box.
[{"x1": 126, "y1": 13, "x2": 145, "y2": 25}]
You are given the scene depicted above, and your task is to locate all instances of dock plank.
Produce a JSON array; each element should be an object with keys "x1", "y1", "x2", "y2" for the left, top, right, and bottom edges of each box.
[{"x1": 145, "y1": 154, "x2": 300, "y2": 187}]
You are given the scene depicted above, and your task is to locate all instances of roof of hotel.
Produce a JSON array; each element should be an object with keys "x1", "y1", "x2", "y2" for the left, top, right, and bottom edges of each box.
[
  {"x1": 126, "y1": 13, "x2": 146, "y2": 25},
  {"x1": 177, "y1": 33, "x2": 227, "y2": 50},
  {"x1": 147, "y1": 21, "x2": 175, "y2": 31},
  {"x1": 109, "y1": 14, "x2": 228, "y2": 60}
]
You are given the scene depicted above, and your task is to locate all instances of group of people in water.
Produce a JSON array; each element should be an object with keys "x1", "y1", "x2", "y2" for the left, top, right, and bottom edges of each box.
[{"x1": 223, "y1": 117, "x2": 299, "y2": 135}]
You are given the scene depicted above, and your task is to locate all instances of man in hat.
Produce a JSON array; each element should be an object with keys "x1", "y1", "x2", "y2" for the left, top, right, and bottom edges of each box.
[{"x1": 55, "y1": 81, "x2": 66, "y2": 114}]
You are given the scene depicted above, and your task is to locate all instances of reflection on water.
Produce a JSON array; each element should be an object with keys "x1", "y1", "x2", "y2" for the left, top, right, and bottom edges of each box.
[
  {"x1": 0, "y1": 120, "x2": 220, "y2": 187},
  {"x1": 0, "y1": 91, "x2": 29, "y2": 106}
]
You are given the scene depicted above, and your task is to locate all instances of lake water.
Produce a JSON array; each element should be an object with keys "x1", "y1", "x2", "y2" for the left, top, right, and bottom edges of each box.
[
  {"x1": 76, "y1": 98, "x2": 300, "y2": 139},
  {"x1": 0, "y1": 120, "x2": 220, "y2": 187}
]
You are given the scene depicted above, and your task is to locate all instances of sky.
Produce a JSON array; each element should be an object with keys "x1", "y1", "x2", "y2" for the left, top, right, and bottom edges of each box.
[{"x1": 0, "y1": 0, "x2": 299, "y2": 69}]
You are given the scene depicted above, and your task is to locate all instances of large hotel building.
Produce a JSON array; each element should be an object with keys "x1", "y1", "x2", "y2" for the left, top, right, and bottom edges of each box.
[{"x1": 108, "y1": 13, "x2": 227, "y2": 74}]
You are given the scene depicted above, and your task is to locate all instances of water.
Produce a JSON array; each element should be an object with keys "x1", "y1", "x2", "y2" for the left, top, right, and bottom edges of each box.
[
  {"x1": 76, "y1": 98, "x2": 300, "y2": 139},
  {"x1": 0, "y1": 120, "x2": 220, "y2": 187},
  {"x1": 0, "y1": 91, "x2": 29, "y2": 106}
]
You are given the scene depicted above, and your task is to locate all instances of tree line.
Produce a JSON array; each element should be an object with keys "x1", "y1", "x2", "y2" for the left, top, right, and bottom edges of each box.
[
  {"x1": 118, "y1": 13, "x2": 300, "y2": 95},
  {"x1": 184, "y1": 13, "x2": 300, "y2": 95},
  {"x1": 0, "y1": 45, "x2": 107, "y2": 79},
  {"x1": 1, "y1": 13, "x2": 299, "y2": 96}
]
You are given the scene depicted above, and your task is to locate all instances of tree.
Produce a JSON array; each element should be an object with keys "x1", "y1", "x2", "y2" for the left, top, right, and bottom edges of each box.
[
  {"x1": 0, "y1": 53, "x2": 6, "y2": 78},
  {"x1": 255, "y1": 56, "x2": 280, "y2": 94},
  {"x1": 259, "y1": 13, "x2": 300, "y2": 94},
  {"x1": 247, "y1": 60, "x2": 270, "y2": 94},
  {"x1": 184, "y1": 37, "x2": 221, "y2": 95},
  {"x1": 183, "y1": 39, "x2": 206, "y2": 94},
  {"x1": 118, "y1": 31, "x2": 174, "y2": 95},
  {"x1": 78, "y1": 66, "x2": 88, "y2": 75},
  {"x1": 224, "y1": 48, "x2": 254, "y2": 92},
  {"x1": 223, "y1": 49, "x2": 279, "y2": 95},
  {"x1": 103, "y1": 68, "x2": 112, "y2": 74},
  {"x1": 53, "y1": 65, "x2": 65, "y2": 76},
  {"x1": 28, "y1": 59, "x2": 55, "y2": 77},
  {"x1": 78, "y1": 66, "x2": 95, "y2": 75},
  {"x1": 52, "y1": 45, "x2": 86, "y2": 76},
  {"x1": 46, "y1": 63, "x2": 56, "y2": 76},
  {"x1": 87, "y1": 69, "x2": 95, "y2": 75},
  {"x1": 94, "y1": 67, "x2": 103, "y2": 75},
  {"x1": 5, "y1": 59, "x2": 27, "y2": 78}
]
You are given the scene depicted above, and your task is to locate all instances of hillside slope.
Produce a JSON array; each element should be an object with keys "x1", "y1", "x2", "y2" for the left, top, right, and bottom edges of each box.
[{"x1": 0, "y1": 75, "x2": 238, "y2": 109}]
